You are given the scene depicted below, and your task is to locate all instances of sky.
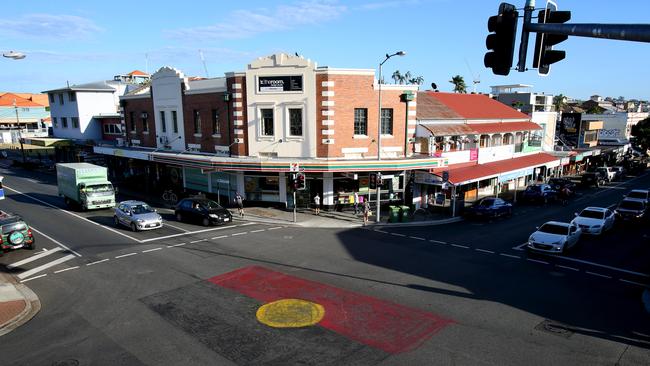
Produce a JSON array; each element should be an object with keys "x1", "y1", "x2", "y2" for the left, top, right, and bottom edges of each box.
[{"x1": 1, "y1": 0, "x2": 649, "y2": 101}]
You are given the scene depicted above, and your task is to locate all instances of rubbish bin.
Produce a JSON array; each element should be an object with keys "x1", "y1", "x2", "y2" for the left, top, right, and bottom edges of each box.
[
  {"x1": 399, "y1": 205, "x2": 411, "y2": 222},
  {"x1": 389, "y1": 206, "x2": 400, "y2": 223}
]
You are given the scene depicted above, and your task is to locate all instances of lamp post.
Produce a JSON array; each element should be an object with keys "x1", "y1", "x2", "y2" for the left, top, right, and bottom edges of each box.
[{"x1": 376, "y1": 51, "x2": 405, "y2": 223}]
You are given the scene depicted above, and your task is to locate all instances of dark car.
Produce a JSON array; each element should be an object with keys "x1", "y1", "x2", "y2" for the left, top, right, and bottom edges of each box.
[
  {"x1": 615, "y1": 198, "x2": 647, "y2": 221},
  {"x1": 547, "y1": 178, "x2": 577, "y2": 196},
  {"x1": 465, "y1": 197, "x2": 513, "y2": 218},
  {"x1": 580, "y1": 172, "x2": 606, "y2": 188},
  {"x1": 0, "y1": 212, "x2": 35, "y2": 255},
  {"x1": 521, "y1": 184, "x2": 557, "y2": 203},
  {"x1": 174, "y1": 198, "x2": 233, "y2": 226}
]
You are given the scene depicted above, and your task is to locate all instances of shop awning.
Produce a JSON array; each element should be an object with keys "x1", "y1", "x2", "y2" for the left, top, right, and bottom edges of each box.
[
  {"x1": 420, "y1": 121, "x2": 542, "y2": 136},
  {"x1": 431, "y1": 153, "x2": 560, "y2": 185}
]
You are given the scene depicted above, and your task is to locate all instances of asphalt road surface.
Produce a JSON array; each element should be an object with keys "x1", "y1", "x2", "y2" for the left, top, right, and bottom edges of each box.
[{"x1": 0, "y1": 165, "x2": 649, "y2": 365}]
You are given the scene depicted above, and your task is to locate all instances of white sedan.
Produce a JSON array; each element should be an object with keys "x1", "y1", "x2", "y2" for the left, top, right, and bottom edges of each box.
[
  {"x1": 570, "y1": 207, "x2": 616, "y2": 235},
  {"x1": 527, "y1": 221, "x2": 581, "y2": 254}
]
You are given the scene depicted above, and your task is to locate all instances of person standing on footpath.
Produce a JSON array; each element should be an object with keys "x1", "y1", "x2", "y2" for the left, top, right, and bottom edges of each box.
[
  {"x1": 313, "y1": 193, "x2": 321, "y2": 215},
  {"x1": 362, "y1": 199, "x2": 371, "y2": 226},
  {"x1": 235, "y1": 192, "x2": 244, "y2": 217},
  {"x1": 353, "y1": 192, "x2": 360, "y2": 215}
]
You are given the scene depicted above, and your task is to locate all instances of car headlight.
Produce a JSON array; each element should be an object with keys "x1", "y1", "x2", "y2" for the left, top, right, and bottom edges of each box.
[
  {"x1": 136, "y1": 219, "x2": 145, "y2": 223},
  {"x1": 209, "y1": 214, "x2": 218, "y2": 218}
]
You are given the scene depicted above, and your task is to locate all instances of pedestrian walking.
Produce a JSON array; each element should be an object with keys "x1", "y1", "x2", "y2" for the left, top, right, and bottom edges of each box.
[
  {"x1": 235, "y1": 192, "x2": 244, "y2": 217},
  {"x1": 362, "y1": 200, "x2": 371, "y2": 226},
  {"x1": 353, "y1": 192, "x2": 360, "y2": 215},
  {"x1": 313, "y1": 193, "x2": 321, "y2": 215}
]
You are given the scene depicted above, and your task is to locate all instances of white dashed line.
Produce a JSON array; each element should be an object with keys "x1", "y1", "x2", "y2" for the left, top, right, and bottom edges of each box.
[
  {"x1": 500, "y1": 253, "x2": 521, "y2": 259},
  {"x1": 451, "y1": 244, "x2": 469, "y2": 249},
  {"x1": 115, "y1": 253, "x2": 138, "y2": 259},
  {"x1": 268, "y1": 227, "x2": 283, "y2": 230},
  {"x1": 86, "y1": 259, "x2": 109, "y2": 266},
  {"x1": 391, "y1": 233, "x2": 406, "y2": 237},
  {"x1": 250, "y1": 229, "x2": 266, "y2": 233},
  {"x1": 374, "y1": 230, "x2": 389, "y2": 234},
  {"x1": 231, "y1": 232, "x2": 247, "y2": 236},
  {"x1": 475, "y1": 248, "x2": 495, "y2": 254},
  {"x1": 557, "y1": 265, "x2": 580, "y2": 272},
  {"x1": 54, "y1": 266, "x2": 79, "y2": 274},
  {"x1": 429, "y1": 239, "x2": 447, "y2": 244},
  {"x1": 141, "y1": 225, "x2": 246, "y2": 243},
  {"x1": 190, "y1": 239, "x2": 208, "y2": 244},
  {"x1": 142, "y1": 247, "x2": 163, "y2": 253},
  {"x1": 168, "y1": 243, "x2": 186, "y2": 247},
  {"x1": 21, "y1": 274, "x2": 47, "y2": 283},
  {"x1": 586, "y1": 271, "x2": 612, "y2": 279},
  {"x1": 620, "y1": 279, "x2": 649, "y2": 287},
  {"x1": 512, "y1": 242, "x2": 528, "y2": 251},
  {"x1": 526, "y1": 258, "x2": 549, "y2": 265},
  {"x1": 211, "y1": 235, "x2": 228, "y2": 240},
  {"x1": 551, "y1": 256, "x2": 650, "y2": 278},
  {"x1": 409, "y1": 236, "x2": 426, "y2": 241}
]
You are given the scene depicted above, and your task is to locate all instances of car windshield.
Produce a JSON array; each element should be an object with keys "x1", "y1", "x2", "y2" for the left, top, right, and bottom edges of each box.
[
  {"x1": 200, "y1": 200, "x2": 222, "y2": 210},
  {"x1": 526, "y1": 186, "x2": 541, "y2": 192},
  {"x1": 132, "y1": 204, "x2": 154, "y2": 214},
  {"x1": 479, "y1": 199, "x2": 495, "y2": 207},
  {"x1": 579, "y1": 210, "x2": 604, "y2": 219},
  {"x1": 538, "y1": 224, "x2": 569, "y2": 235},
  {"x1": 619, "y1": 201, "x2": 644, "y2": 210},
  {"x1": 627, "y1": 191, "x2": 647, "y2": 200},
  {"x1": 2, "y1": 222, "x2": 26, "y2": 234},
  {"x1": 85, "y1": 184, "x2": 113, "y2": 193}
]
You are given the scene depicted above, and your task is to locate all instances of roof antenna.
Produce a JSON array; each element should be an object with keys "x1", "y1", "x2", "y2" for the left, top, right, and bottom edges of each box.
[{"x1": 199, "y1": 49, "x2": 209, "y2": 78}]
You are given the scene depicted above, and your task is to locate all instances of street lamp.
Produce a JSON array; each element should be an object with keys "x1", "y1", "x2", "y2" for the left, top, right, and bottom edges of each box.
[{"x1": 375, "y1": 50, "x2": 405, "y2": 223}]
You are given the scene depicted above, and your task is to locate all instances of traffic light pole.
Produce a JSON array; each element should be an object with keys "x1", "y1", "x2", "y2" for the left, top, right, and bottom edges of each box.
[
  {"x1": 517, "y1": 0, "x2": 535, "y2": 72},
  {"x1": 526, "y1": 23, "x2": 650, "y2": 43},
  {"x1": 375, "y1": 182, "x2": 381, "y2": 223},
  {"x1": 293, "y1": 190, "x2": 297, "y2": 223}
]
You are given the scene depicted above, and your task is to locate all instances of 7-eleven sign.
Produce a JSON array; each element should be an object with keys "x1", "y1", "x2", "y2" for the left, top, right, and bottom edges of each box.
[{"x1": 289, "y1": 162, "x2": 300, "y2": 172}]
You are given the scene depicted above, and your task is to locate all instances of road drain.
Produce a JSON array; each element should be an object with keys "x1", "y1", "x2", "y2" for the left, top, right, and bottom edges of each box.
[
  {"x1": 535, "y1": 319, "x2": 574, "y2": 338},
  {"x1": 52, "y1": 359, "x2": 79, "y2": 366}
]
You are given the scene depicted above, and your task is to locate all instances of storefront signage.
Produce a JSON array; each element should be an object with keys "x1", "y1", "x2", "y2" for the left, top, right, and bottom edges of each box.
[
  {"x1": 414, "y1": 171, "x2": 442, "y2": 185},
  {"x1": 498, "y1": 168, "x2": 533, "y2": 183},
  {"x1": 258, "y1": 76, "x2": 303, "y2": 92},
  {"x1": 469, "y1": 148, "x2": 479, "y2": 161}
]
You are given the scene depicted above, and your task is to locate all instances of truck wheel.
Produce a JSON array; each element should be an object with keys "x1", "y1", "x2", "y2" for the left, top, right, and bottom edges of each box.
[{"x1": 64, "y1": 197, "x2": 71, "y2": 206}]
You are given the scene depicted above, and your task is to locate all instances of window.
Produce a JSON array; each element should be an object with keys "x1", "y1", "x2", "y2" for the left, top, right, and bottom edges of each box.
[
  {"x1": 129, "y1": 112, "x2": 136, "y2": 132},
  {"x1": 289, "y1": 108, "x2": 302, "y2": 136},
  {"x1": 71, "y1": 117, "x2": 79, "y2": 128},
  {"x1": 68, "y1": 92, "x2": 76, "y2": 102},
  {"x1": 160, "y1": 111, "x2": 166, "y2": 133},
  {"x1": 103, "y1": 124, "x2": 122, "y2": 135},
  {"x1": 172, "y1": 111, "x2": 178, "y2": 133},
  {"x1": 480, "y1": 134, "x2": 490, "y2": 148},
  {"x1": 193, "y1": 110, "x2": 201, "y2": 134},
  {"x1": 380, "y1": 108, "x2": 393, "y2": 135},
  {"x1": 212, "y1": 109, "x2": 220, "y2": 135},
  {"x1": 61, "y1": 117, "x2": 68, "y2": 128},
  {"x1": 491, "y1": 134, "x2": 502, "y2": 146},
  {"x1": 354, "y1": 108, "x2": 368, "y2": 135},
  {"x1": 59, "y1": 94, "x2": 64, "y2": 105},
  {"x1": 142, "y1": 113, "x2": 148, "y2": 132},
  {"x1": 261, "y1": 108, "x2": 274, "y2": 136},
  {"x1": 52, "y1": 117, "x2": 58, "y2": 127},
  {"x1": 49, "y1": 94, "x2": 54, "y2": 103}
]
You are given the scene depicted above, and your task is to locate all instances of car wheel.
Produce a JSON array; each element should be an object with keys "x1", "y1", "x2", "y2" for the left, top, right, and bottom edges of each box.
[
  {"x1": 113, "y1": 216, "x2": 120, "y2": 227},
  {"x1": 130, "y1": 223, "x2": 138, "y2": 232},
  {"x1": 26, "y1": 242, "x2": 35, "y2": 250},
  {"x1": 507, "y1": 208, "x2": 513, "y2": 217},
  {"x1": 176, "y1": 212, "x2": 183, "y2": 222},
  {"x1": 202, "y1": 217, "x2": 210, "y2": 227}
]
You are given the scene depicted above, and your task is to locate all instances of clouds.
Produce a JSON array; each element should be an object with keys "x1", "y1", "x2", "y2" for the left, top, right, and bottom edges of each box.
[
  {"x1": 0, "y1": 14, "x2": 102, "y2": 40},
  {"x1": 357, "y1": 0, "x2": 423, "y2": 11},
  {"x1": 166, "y1": 0, "x2": 347, "y2": 41}
]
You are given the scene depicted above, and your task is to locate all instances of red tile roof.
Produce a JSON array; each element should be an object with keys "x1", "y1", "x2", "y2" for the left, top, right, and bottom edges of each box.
[
  {"x1": 434, "y1": 153, "x2": 559, "y2": 185},
  {"x1": 0, "y1": 93, "x2": 48, "y2": 107},
  {"x1": 128, "y1": 70, "x2": 149, "y2": 76},
  {"x1": 419, "y1": 92, "x2": 530, "y2": 120}
]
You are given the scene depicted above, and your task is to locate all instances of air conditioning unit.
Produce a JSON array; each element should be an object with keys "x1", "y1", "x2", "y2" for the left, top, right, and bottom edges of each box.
[
  {"x1": 141, "y1": 112, "x2": 148, "y2": 119},
  {"x1": 115, "y1": 137, "x2": 124, "y2": 147}
]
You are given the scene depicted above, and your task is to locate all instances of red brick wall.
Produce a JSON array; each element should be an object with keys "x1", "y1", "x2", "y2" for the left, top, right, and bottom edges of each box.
[
  {"x1": 182, "y1": 92, "x2": 230, "y2": 153},
  {"x1": 227, "y1": 75, "x2": 248, "y2": 156},
  {"x1": 122, "y1": 97, "x2": 155, "y2": 147}
]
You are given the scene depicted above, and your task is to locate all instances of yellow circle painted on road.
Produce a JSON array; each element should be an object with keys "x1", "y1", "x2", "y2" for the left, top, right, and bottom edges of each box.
[{"x1": 256, "y1": 299, "x2": 325, "y2": 328}]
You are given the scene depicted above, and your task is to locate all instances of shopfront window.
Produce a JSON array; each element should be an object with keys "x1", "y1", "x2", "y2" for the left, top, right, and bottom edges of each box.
[{"x1": 244, "y1": 175, "x2": 280, "y2": 201}]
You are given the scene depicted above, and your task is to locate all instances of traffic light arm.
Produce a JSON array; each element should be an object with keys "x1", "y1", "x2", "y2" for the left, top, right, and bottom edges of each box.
[{"x1": 526, "y1": 23, "x2": 650, "y2": 43}]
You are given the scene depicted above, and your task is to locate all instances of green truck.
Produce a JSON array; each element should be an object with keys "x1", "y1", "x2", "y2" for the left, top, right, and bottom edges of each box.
[{"x1": 56, "y1": 163, "x2": 116, "y2": 210}]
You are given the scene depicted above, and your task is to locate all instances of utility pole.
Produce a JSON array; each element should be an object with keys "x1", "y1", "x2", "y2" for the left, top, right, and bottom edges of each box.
[
  {"x1": 13, "y1": 100, "x2": 25, "y2": 164},
  {"x1": 517, "y1": 0, "x2": 536, "y2": 72}
]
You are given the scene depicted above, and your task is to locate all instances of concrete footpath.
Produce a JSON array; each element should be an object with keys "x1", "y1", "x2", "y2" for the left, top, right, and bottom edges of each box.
[{"x1": 0, "y1": 273, "x2": 40, "y2": 336}]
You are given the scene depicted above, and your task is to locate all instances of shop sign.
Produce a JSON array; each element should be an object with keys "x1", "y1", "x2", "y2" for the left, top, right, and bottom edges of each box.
[
  {"x1": 469, "y1": 148, "x2": 478, "y2": 161},
  {"x1": 258, "y1": 76, "x2": 303, "y2": 92},
  {"x1": 289, "y1": 162, "x2": 300, "y2": 172},
  {"x1": 498, "y1": 168, "x2": 533, "y2": 182},
  {"x1": 414, "y1": 171, "x2": 442, "y2": 185}
]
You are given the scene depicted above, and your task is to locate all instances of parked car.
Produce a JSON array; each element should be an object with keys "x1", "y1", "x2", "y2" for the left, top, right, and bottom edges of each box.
[
  {"x1": 570, "y1": 207, "x2": 615, "y2": 235},
  {"x1": 114, "y1": 200, "x2": 163, "y2": 232},
  {"x1": 615, "y1": 198, "x2": 647, "y2": 221},
  {"x1": 521, "y1": 184, "x2": 557, "y2": 203},
  {"x1": 465, "y1": 197, "x2": 513, "y2": 218},
  {"x1": 612, "y1": 166, "x2": 625, "y2": 180},
  {"x1": 547, "y1": 178, "x2": 577, "y2": 196},
  {"x1": 595, "y1": 167, "x2": 617, "y2": 182},
  {"x1": 526, "y1": 221, "x2": 581, "y2": 254},
  {"x1": 0, "y1": 211, "x2": 35, "y2": 255},
  {"x1": 175, "y1": 197, "x2": 233, "y2": 226},
  {"x1": 624, "y1": 189, "x2": 650, "y2": 205},
  {"x1": 580, "y1": 172, "x2": 607, "y2": 188}
]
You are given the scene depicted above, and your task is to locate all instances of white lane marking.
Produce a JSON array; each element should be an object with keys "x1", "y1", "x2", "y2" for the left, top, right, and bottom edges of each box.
[
  {"x1": 211, "y1": 235, "x2": 228, "y2": 240},
  {"x1": 141, "y1": 224, "x2": 247, "y2": 243},
  {"x1": 7, "y1": 247, "x2": 63, "y2": 268},
  {"x1": 86, "y1": 258, "x2": 109, "y2": 266},
  {"x1": 231, "y1": 232, "x2": 247, "y2": 236},
  {"x1": 586, "y1": 271, "x2": 612, "y2": 279},
  {"x1": 391, "y1": 233, "x2": 406, "y2": 237},
  {"x1": 512, "y1": 242, "x2": 528, "y2": 251},
  {"x1": 620, "y1": 279, "x2": 649, "y2": 287},
  {"x1": 17, "y1": 254, "x2": 76, "y2": 279},
  {"x1": 54, "y1": 266, "x2": 79, "y2": 274},
  {"x1": 168, "y1": 242, "x2": 186, "y2": 247},
  {"x1": 475, "y1": 248, "x2": 495, "y2": 254},
  {"x1": 526, "y1": 258, "x2": 549, "y2": 265},
  {"x1": 190, "y1": 239, "x2": 207, "y2": 243},
  {"x1": 557, "y1": 265, "x2": 580, "y2": 272},
  {"x1": 375, "y1": 230, "x2": 389, "y2": 234},
  {"x1": 500, "y1": 253, "x2": 521, "y2": 259},
  {"x1": 142, "y1": 247, "x2": 163, "y2": 253},
  {"x1": 161, "y1": 222, "x2": 189, "y2": 232},
  {"x1": 551, "y1": 256, "x2": 650, "y2": 278},
  {"x1": 451, "y1": 244, "x2": 470, "y2": 249},
  {"x1": 21, "y1": 274, "x2": 47, "y2": 283},
  {"x1": 3, "y1": 185, "x2": 140, "y2": 244},
  {"x1": 28, "y1": 226, "x2": 82, "y2": 257},
  {"x1": 267, "y1": 226, "x2": 283, "y2": 230},
  {"x1": 409, "y1": 236, "x2": 426, "y2": 241},
  {"x1": 250, "y1": 229, "x2": 266, "y2": 233},
  {"x1": 429, "y1": 239, "x2": 447, "y2": 244},
  {"x1": 115, "y1": 253, "x2": 138, "y2": 259}
]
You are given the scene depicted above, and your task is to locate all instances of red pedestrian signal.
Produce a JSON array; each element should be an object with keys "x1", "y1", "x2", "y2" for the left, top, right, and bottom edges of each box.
[{"x1": 296, "y1": 172, "x2": 306, "y2": 190}]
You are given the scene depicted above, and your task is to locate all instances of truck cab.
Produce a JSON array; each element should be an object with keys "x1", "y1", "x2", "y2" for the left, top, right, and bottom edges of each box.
[{"x1": 57, "y1": 163, "x2": 117, "y2": 210}]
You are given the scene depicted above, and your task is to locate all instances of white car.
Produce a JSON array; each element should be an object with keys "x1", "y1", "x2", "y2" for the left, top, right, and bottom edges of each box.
[
  {"x1": 570, "y1": 207, "x2": 615, "y2": 235},
  {"x1": 596, "y1": 167, "x2": 617, "y2": 182},
  {"x1": 624, "y1": 189, "x2": 650, "y2": 204},
  {"x1": 527, "y1": 221, "x2": 581, "y2": 254}
]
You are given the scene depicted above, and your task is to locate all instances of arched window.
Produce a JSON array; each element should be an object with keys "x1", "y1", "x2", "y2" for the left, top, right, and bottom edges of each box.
[
  {"x1": 491, "y1": 134, "x2": 502, "y2": 146},
  {"x1": 503, "y1": 133, "x2": 514, "y2": 145},
  {"x1": 480, "y1": 134, "x2": 491, "y2": 148}
]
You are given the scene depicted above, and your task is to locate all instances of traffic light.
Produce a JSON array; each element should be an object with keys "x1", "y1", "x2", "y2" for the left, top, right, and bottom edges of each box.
[
  {"x1": 296, "y1": 172, "x2": 306, "y2": 190},
  {"x1": 484, "y1": 3, "x2": 519, "y2": 76},
  {"x1": 369, "y1": 173, "x2": 377, "y2": 190},
  {"x1": 377, "y1": 173, "x2": 383, "y2": 186},
  {"x1": 533, "y1": 7, "x2": 571, "y2": 75}
]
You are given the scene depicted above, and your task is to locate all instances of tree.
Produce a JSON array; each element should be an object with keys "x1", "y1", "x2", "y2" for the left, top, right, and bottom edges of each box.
[
  {"x1": 586, "y1": 105, "x2": 605, "y2": 114},
  {"x1": 449, "y1": 75, "x2": 467, "y2": 93},
  {"x1": 391, "y1": 70, "x2": 402, "y2": 84},
  {"x1": 553, "y1": 94, "x2": 566, "y2": 112},
  {"x1": 408, "y1": 76, "x2": 424, "y2": 85},
  {"x1": 631, "y1": 117, "x2": 650, "y2": 151},
  {"x1": 403, "y1": 71, "x2": 412, "y2": 85}
]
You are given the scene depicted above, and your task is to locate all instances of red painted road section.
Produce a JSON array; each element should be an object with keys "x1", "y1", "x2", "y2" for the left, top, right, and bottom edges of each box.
[{"x1": 208, "y1": 266, "x2": 454, "y2": 354}]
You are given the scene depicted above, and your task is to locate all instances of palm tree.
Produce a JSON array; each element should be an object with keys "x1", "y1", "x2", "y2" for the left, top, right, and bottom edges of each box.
[
  {"x1": 391, "y1": 70, "x2": 402, "y2": 84},
  {"x1": 403, "y1": 71, "x2": 412, "y2": 85},
  {"x1": 449, "y1": 75, "x2": 467, "y2": 93},
  {"x1": 408, "y1": 76, "x2": 424, "y2": 85},
  {"x1": 553, "y1": 94, "x2": 567, "y2": 112}
]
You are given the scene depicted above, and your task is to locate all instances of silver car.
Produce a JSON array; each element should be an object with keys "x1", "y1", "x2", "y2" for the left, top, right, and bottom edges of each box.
[
  {"x1": 527, "y1": 221, "x2": 581, "y2": 254},
  {"x1": 114, "y1": 200, "x2": 163, "y2": 231}
]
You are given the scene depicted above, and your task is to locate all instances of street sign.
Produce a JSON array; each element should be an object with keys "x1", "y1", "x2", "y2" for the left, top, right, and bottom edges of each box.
[{"x1": 290, "y1": 162, "x2": 299, "y2": 172}]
